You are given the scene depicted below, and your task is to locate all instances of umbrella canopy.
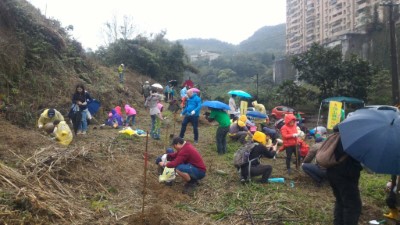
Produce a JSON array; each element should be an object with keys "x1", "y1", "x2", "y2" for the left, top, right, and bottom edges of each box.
[
  {"x1": 151, "y1": 83, "x2": 163, "y2": 89},
  {"x1": 202, "y1": 101, "x2": 230, "y2": 110},
  {"x1": 228, "y1": 90, "x2": 252, "y2": 99},
  {"x1": 338, "y1": 109, "x2": 400, "y2": 174},
  {"x1": 322, "y1": 96, "x2": 364, "y2": 104},
  {"x1": 246, "y1": 111, "x2": 268, "y2": 119},
  {"x1": 188, "y1": 88, "x2": 200, "y2": 93}
]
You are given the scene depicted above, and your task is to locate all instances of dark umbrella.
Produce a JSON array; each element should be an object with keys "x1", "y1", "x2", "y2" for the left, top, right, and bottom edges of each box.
[
  {"x1": 169, "y1": 80, "x2": 178, "y2": 87},
  {"x1": 338, "y1": 108, "x2": 400, "y2": 174},
  {"x1": 202, "y1": 101, "x2": 230, "y2": 110}
]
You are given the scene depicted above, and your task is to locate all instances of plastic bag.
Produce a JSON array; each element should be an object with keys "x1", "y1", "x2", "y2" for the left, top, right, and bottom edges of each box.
[
  {"x1": 159, "y1": 167, "x2": 176, "y2": 183},
  {"x1": 118, "y1": 127, "x2": 136, "y2": 136}
]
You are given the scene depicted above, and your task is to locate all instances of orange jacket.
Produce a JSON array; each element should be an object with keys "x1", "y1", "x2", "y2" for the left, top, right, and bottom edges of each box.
[{"x1": 280, "y1": 114, "x2": 298, "y2": 147}]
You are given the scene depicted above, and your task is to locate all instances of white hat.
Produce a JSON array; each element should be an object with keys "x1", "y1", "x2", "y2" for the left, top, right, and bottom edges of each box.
[
  {"x1": 145, "y1": 81, "x2": 149, "y2": 84},
  {"x1": 121, "y1": 64, "x2": 124, "y2": 66}
]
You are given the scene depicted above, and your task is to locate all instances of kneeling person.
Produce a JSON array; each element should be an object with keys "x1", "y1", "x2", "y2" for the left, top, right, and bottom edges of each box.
[
  {"x1": 53, "y1": 120, "x2": 73, "y2": 146},
  {"x1": 240, "y1": 131, "x2": 276, "y2": 183},
  {"x1": 159, "y1": 137, "x2": 206, "y2": 195}
]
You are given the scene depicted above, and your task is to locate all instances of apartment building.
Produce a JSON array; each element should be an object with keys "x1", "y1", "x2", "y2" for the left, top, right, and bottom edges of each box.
[{"x1": 286, "y1": 0, "x2": 384, "y2": 54}]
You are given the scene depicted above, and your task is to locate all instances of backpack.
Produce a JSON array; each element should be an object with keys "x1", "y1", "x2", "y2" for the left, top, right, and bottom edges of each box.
[
  {"x1": 316, "y1": 133, "x2": 348, "y2": 168},
  {"x1": 233, "y1": 143, "x2": 257, "y2": 168}
]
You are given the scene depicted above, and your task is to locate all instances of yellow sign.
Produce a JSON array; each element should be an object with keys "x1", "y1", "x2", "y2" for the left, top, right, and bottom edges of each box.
[
  {"x1": 240, "y1": 100, "x2": 248, "y2": 115},
  {"x1": 327, "y1": 101, "x2": 342, "y2": 129}
]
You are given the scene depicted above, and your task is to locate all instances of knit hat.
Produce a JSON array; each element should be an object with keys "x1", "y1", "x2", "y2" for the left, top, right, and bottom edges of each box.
[
  {"x1": 48, "y1": 108, "x2": 55, "y2": 118},
  {"x1": 239, "y1": 115, "x2": 247, "y2": 123},
  {"x1": 238, "y1": 120, "x2": 245, "y2": 127},
  {"x1": 253, "y1": 131, "x2": 267, "y2": 145}
]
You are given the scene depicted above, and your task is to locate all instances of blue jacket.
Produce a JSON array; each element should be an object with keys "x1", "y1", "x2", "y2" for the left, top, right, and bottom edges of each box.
[{"x1": 182, "y1": 93, "x2": 202, "y2": 116}]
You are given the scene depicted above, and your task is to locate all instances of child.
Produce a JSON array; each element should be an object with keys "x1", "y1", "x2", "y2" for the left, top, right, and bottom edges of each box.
[
  {"x1": 124, "y1": 104, "x2": 137, "y2": 127},
  {"x1": 102, "y1": 109, "x2": 123, "y2": 128}
]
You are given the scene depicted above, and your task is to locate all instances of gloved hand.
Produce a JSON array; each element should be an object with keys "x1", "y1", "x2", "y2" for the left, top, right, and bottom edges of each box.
[
  {"x1": 180, "y1": 113, "x2": 183, "y2": 117},
  {"x1": 190, "y1": 110, "x2": 195, "y2": 115},
  {"x1": 292, "y1": 133, "x2": 298, "y2": 138},
  {"x1": 38, "y1": 125, "x2": 43, "y2": 129}
]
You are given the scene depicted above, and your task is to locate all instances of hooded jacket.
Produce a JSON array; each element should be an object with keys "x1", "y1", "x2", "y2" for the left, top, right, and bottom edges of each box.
[
  {"x1": 280, "y1": 113, "x2": 298, "y2": 147},
  {"x1": 38, "y1": 109, "x2": 64, "y2": 127},
  {"x1": 181, "y1": 93, "x2": 202, "y2": 116},
  {"x1": 54, "y1": 121, "x2": 73, "y2": 146},
  {"x1": 124, "y1": 104, "x2": 136, "y2": 116}
]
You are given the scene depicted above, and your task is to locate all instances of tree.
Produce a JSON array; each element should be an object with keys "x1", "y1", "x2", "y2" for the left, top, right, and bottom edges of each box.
[
  {"x1": 291, "y1": 43, "x2": 376, "y2": 101},
  {"x1": 291, "y1": 43, "x2": 342, "y2": 99},
  {"x1": 102, "y1": 15, "x2": 138, "y2": 46}
]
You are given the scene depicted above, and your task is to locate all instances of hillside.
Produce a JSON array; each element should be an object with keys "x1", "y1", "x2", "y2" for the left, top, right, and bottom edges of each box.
[
  {"x1": 0, "y1": 1, "x2": 393, "y2": 225},
  {"x1": 178, "y1": 24, "x2": 286, "y2": 56}
]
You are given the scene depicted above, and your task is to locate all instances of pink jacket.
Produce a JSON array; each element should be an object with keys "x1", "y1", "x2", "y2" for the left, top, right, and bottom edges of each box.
[
  {"x1": 157, "y1": 103, "x2": 164, "y2": 112},
  {"x1": 124, "y1": 104, "x2": 136, "y2": 116}
]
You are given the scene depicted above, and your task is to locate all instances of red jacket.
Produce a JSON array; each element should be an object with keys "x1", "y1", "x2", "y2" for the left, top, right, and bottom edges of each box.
[
  {"x1": 166, "y1": 142, "x2": 206, "y2": 172},
  {"x1": 280, "y1": 114, "x2": 298, "y2": 147}
]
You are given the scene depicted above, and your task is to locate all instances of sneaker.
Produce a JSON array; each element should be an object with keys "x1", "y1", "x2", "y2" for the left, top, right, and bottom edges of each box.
[
  {"x1": 77, "y1": 131, "x2": 83, "y2": 135},
  {"x1": 81, "y1": 131, "x2": 87, "y2": 135},
  {"x1": 287, "y1": 169, "x2": 291, "y2": 175},
  {"x1": 194, "y1": 141, "x2": 198, "y2": 144}
]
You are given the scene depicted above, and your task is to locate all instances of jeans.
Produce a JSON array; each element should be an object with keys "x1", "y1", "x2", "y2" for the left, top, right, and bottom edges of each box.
[
  {"x1": 302, "y1": 163, "x2": 327, "y2": 184},
  {"x1": 125, "y1": 115, "x2": 136, "y2": 126},
  {"x1": 216, "y1": 126, "x2": 229, "y2": 154},
  {"x1": 78, "y1": 110, "x2": 88, "y2": 132},
  {"x1": 176, "y1": 163, "x2": 205, "y2": 180},
  {"x1": 179, "y1": 115, "x2": 199, "y2": 142},
  {"x1": 119, "y1": 72, "x2": 124, "y2": 83}
]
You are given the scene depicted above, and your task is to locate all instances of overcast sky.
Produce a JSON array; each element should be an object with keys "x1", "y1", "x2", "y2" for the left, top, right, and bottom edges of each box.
[{"x1": 27, "y1": 0, "x2": 286, "y2": 50}]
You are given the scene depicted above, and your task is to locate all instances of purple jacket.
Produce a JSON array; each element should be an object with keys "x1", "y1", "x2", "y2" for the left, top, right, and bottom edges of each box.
[{"x1": 106, "y1": 109, "x2": 123, "y2": 126}]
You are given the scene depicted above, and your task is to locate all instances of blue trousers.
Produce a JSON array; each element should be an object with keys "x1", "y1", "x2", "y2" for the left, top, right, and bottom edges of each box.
[{"x1": 179, "y1": 115, "x2": 199, "y2": 142}]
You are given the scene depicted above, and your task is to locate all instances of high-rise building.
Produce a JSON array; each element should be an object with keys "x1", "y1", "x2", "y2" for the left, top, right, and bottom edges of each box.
[{"x1": 286, "y1": 0, "x2": 384, "y2": 54}]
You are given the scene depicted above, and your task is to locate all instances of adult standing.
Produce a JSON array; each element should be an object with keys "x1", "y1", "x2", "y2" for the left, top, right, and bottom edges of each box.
[
  {"x1": 164, "y1": 84, "x2": 170, "y2": 102},
  {"x1": 72, "y1": 84, "x2": 92, "y2": 135},
  {"x1": 159, "y1": 137, "x2": 206, "y2": 195},
  {"x1": 206, "y1": 108, "x2": 231, "y2": 155},
  {"x1": 326, "y1": 126, "x2": 362, "y2": 225},
  {"x1": 144, "y1": 88, "x2": 163, "y2": 140},
  {"x1": 228, "y1": 94, "x2": 237, "y2": 121},
  {"x1": 141, "y1": 81, "x2": 151, "y2": 102},
  {"x1": 118, "y1": 64, "x2": 124, "y2": 84},
  {"x1": 179, "y1": 89, "x2": 202, "y2": 143}
]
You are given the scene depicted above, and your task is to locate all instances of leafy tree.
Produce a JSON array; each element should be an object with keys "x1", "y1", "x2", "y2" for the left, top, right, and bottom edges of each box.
[
  {"x1": 367, "y1": 69, "x2": 392, "y2": 104},
  {"x1": 292, "y1": 43, "x2": 376, "y2": 101}
]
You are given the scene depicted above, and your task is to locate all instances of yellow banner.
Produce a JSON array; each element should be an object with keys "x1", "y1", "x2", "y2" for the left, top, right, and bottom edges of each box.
[
  {"x1": 240, "y1": 100, "x2": 248, "y2": 115},
  {"x1": 327, "y1": 101, "x2": 342, "y2": 129}
]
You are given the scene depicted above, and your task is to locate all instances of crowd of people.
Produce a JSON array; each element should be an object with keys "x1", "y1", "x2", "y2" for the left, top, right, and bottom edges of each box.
[{"x1": 35, "y1": 72, "x2": 397, "y2": 224}]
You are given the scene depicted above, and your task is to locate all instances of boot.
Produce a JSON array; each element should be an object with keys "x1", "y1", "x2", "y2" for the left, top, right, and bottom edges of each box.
[{"x1": 384, "y1": 208, "x2": 399, "y2": 220}]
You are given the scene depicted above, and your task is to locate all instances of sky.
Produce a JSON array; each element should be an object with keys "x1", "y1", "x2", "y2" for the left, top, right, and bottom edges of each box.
[{"x1": 27, "y1": 0, "x2": 286, "y2": 50}]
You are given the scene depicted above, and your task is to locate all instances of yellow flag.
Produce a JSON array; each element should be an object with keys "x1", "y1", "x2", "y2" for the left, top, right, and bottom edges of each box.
[
  {"x1": 327, "y1": 101, "x2": 342, "y2": 129},
  {"x1": 240, "y1": 100, "x2": 248, "y2": 115}
]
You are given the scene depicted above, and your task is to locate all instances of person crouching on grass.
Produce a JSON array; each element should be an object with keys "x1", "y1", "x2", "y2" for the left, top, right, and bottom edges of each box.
[{"x1": 158, "y1": 137, "x2": 206, "y2": 196}]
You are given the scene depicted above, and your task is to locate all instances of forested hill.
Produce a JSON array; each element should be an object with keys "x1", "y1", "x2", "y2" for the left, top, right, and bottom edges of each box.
[{"x1": 178, "y1": 23, "x2": 286, "y2": 55}]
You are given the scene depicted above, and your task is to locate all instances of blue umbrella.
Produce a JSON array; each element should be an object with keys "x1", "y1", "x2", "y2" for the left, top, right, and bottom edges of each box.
[
  {"x1": 246, "y1": 111, "x2": 268, "y2": 119},
  {"x1": 228, "y1": 90, "x2": 252, "y2": 99},
  {"x1": 338, "y1": 109, "x2": 400, "y2": 174},
  {"x1": 202, "y1": 101, "x2": 230, "y2": 110}
]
